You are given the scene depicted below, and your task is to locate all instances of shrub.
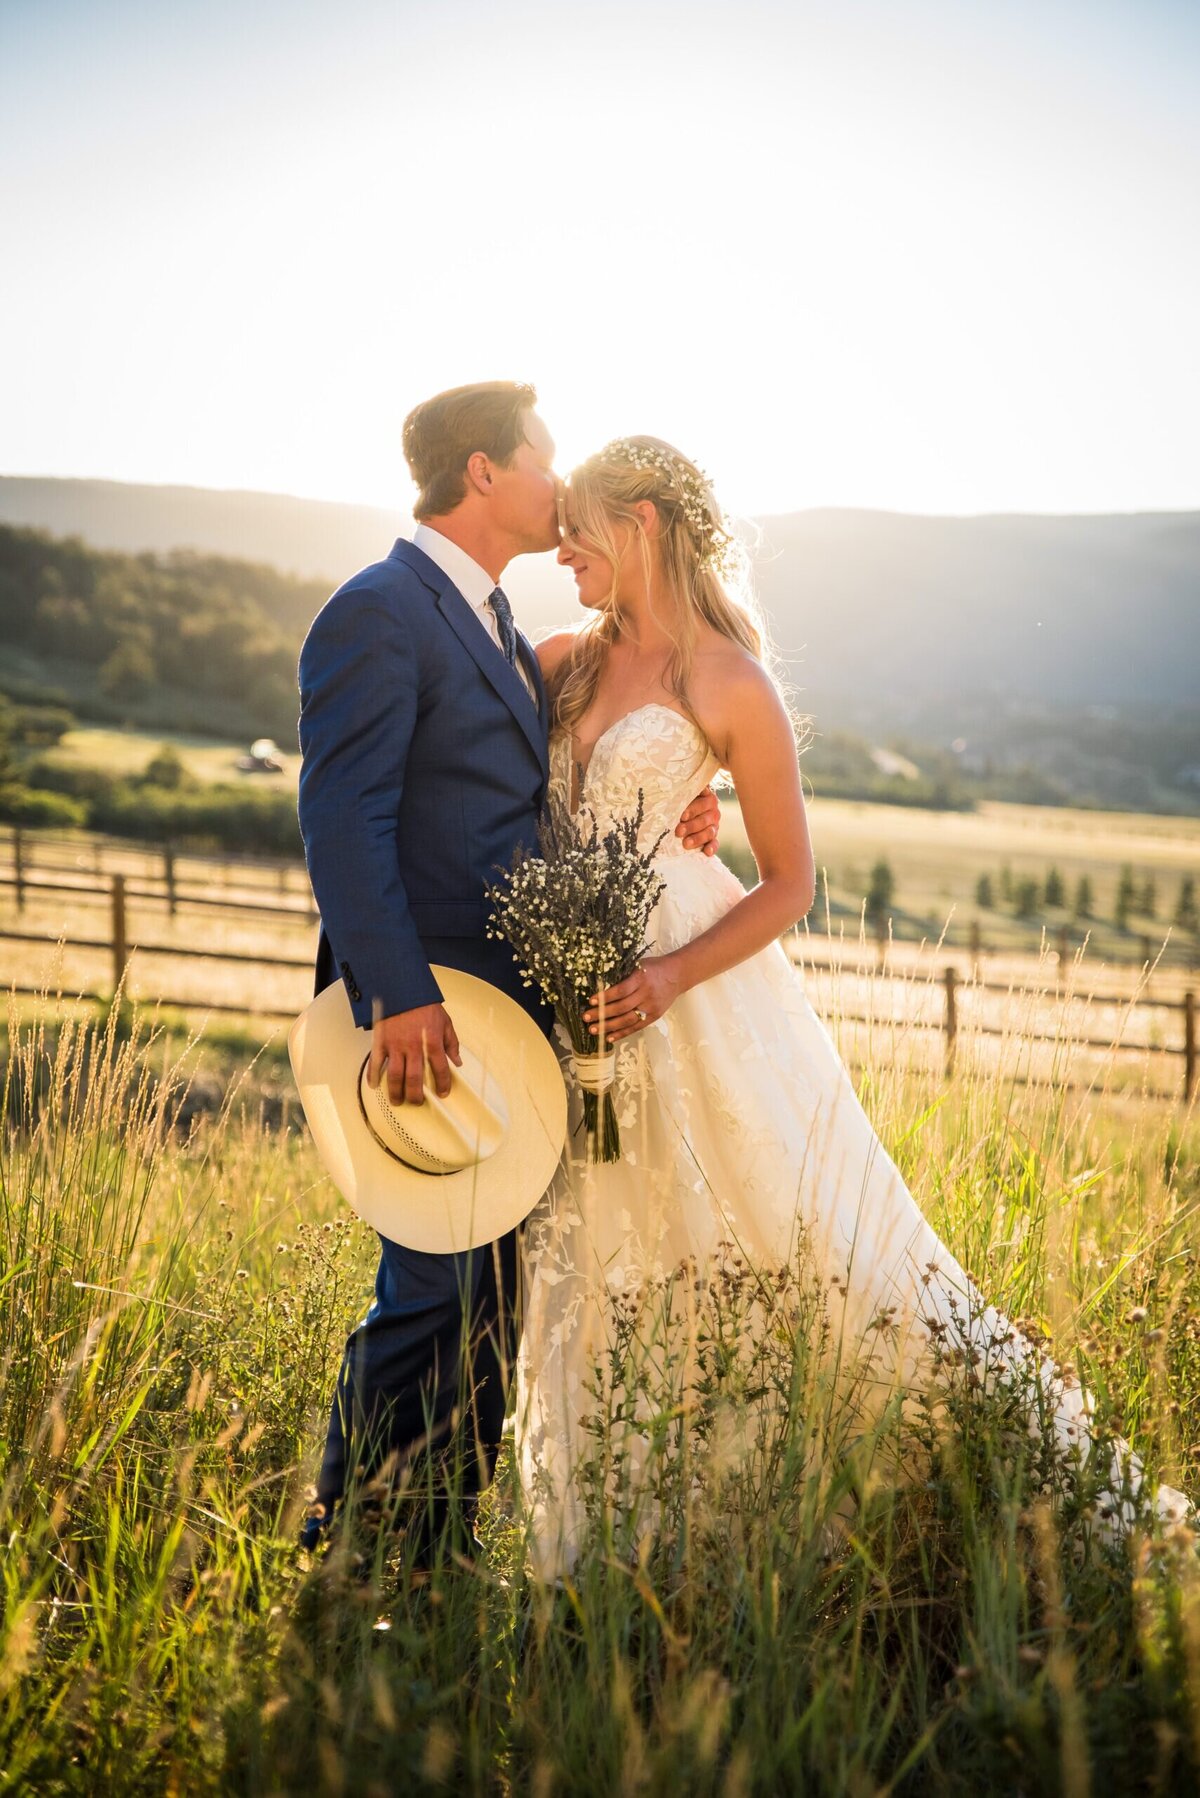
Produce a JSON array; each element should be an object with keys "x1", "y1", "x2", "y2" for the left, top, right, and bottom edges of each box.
[
  {"x1": 19, "y1": 757, "x2": 119, "y2": 803},
  {"x1": 91, "y1": 780, "x2": 302, "y2": 854},
  {"x1": 137, "y1": 745, "x2": 190, "y2": 790},
  {"x1": 0, "y1": 784, "x2": 87, "y2": 828}
]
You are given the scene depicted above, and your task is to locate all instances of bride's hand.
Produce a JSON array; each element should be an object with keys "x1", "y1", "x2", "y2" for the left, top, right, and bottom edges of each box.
[{"x1": 584, "y1": 954, "x2": 684, "y2": 1041}]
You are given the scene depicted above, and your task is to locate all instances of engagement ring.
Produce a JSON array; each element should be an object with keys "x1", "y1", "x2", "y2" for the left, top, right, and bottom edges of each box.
[{"x1": 635, "y1": 1008, "x2": 647, "y2": 1022}]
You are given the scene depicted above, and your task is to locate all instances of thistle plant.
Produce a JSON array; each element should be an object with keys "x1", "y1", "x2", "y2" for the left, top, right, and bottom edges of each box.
[{"x1": 485, "y1": 789, "x2": 666, "y2": 1160}]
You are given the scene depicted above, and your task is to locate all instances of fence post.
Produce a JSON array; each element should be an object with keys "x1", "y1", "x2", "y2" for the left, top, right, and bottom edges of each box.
[
  {"x1": 111, "y1": 874, "x2": 128, "y2": 993},
  {"x1": 1185, "y1": 991, "x2": 1196, "y2": 1104},
  {"x1": 164, "y1": 843, "x2": 177, "y2": 917},
  {"x1": 943, "y1": 965, "x2": 958, "y2": 1077},
  {"x1": 13, "y1": 825, "x2": 24, "y2": 912}
]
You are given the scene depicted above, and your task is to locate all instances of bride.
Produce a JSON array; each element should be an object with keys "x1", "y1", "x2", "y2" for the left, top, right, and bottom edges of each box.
[{"x1": 513, "y1": 435, "x2": 1191, "y2": 1581}]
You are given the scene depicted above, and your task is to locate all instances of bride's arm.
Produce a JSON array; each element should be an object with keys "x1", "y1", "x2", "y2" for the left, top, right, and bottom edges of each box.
[{"x1": 584, "y1": 663, "x2": 815, "y2": 1041}]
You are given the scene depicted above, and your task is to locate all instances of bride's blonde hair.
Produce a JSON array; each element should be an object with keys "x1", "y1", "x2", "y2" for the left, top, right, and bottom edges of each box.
[{"x1": 549, "y1": 436, "x2": 781, "y2": 742}]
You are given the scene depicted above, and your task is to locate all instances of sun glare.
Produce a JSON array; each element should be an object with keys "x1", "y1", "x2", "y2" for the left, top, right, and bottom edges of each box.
[{"x1": 1, "y1": 0, "x2": 1197, "y2": 515}]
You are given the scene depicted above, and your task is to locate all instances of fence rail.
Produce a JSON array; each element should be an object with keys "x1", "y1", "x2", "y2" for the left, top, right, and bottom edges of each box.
[
  {"x1": 2, "y1": 873, "x2": 1196, "y2": 1105},
  {"x1": 0, "y1": 872, "x2": 317, "y2": 922},
  {"x1": 2, "y1": 825, "x2": 1196, "y2": 1103}
]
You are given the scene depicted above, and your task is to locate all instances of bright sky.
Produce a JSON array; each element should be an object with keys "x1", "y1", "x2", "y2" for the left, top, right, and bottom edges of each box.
[{"x1": 2, "y1": 0, "x2": 1198, "y2": 518}]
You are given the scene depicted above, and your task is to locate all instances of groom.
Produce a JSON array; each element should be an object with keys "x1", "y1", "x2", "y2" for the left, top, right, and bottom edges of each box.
[{"x1": 296, "y1": 380, "x2": 719, "y2": 1560}]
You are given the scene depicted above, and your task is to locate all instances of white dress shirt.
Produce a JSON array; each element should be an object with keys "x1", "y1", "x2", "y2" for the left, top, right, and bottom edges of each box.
[{"x1": 411, "y1": 523, "x2": 537, "y2": 705}]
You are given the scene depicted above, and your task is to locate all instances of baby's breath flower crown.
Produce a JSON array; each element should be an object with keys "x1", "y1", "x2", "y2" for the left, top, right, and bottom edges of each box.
[{"x1": 598, "y1": 438, "x2": 738, "y2": 578}]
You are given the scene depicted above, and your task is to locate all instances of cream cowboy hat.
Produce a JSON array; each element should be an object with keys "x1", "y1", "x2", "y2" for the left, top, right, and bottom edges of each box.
[{"x1": 288, "y1": 967, "x2": 568, "y2": 1254}]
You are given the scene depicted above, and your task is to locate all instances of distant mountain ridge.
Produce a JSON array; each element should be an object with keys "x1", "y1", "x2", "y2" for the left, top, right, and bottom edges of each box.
[
  {"x1": 0, "y1": 477, "x2": 404, "y2": 588},
  {"x1": 757, "y1": 507, "x2": 1200, "y2": 712},
  {"x1": 1, "y1": 475, "x2": 1197, "y2": 711}
]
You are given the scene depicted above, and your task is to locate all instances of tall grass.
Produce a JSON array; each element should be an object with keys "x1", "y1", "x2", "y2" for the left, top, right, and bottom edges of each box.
[{"x1": 1, "y1": 965, "x2": 1198, "y2": 1795}]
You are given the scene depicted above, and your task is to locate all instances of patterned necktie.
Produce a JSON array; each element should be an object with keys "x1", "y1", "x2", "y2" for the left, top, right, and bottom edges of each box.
[{"x1": 488, "y1": 586, "x2": 518, "y2": 668}]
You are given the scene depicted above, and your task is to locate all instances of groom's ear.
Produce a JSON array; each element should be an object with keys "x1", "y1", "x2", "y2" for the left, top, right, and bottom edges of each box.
[{"x1": 465, "y1": 450, "x2": 495, "y2": 497}]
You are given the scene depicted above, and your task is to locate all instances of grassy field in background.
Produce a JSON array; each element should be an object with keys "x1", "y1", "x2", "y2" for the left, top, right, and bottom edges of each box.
[
  {"x1": 1, "y1": 980, "x2": 1199, "y2": 1794},
  {"x1": 720, "y1": 792, "x2": 1200, "y2": 965},
  {"x1": 31, "y1": 724, "x2": 1200, "y2": 905},
  {"x1": 0, "y1": 789, "x2": 1196, "y2": 1102},
  {"x1": 38, "y1": 724, "x2": 302, "y2": 789},
  {"x1": 7, "y1": 773, "x2": 1198, "y2": 946}
]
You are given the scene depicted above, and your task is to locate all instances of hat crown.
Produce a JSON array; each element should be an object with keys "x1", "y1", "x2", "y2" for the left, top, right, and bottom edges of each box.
[{"x1": 357, "y1": 1043, "x2": 509, "y2": 1174}]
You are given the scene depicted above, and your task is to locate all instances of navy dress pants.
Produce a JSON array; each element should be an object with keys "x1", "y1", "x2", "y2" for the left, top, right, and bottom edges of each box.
[
  {"x1": 308, "y1": 931, "x2": 551, "y2": 1553},
  {"x1": 313, "y1": 1222, "x2": 519, "y2": 1552}
]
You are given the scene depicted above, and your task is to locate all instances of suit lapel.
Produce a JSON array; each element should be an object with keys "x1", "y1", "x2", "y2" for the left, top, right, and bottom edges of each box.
[{"x1": 389, "y1": 539, "x2": 550, "y2": 784}]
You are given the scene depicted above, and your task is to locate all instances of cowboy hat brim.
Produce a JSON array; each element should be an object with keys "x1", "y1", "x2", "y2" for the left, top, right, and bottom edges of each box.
[{"x1": 288, "y1": 967, "x2": 567, "y2": 1253}]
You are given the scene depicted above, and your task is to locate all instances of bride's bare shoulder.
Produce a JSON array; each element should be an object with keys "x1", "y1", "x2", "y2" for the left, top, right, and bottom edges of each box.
[
  {"x1": 533, "y1": 628, "x2": 580, "y2": 678},
  {"x1": 690, "y1": 639, "x2": 781, "y2": 735}
]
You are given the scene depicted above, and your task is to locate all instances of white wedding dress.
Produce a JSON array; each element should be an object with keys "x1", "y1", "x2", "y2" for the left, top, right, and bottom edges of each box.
[{"x1": 513, "y1": 704, "x2": 1191, "y2": 1579}]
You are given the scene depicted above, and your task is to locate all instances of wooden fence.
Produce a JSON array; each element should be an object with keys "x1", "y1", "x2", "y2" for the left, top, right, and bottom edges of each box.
[{"x1": 1, "y1": 826, "x2": 1196, "y2": 1102}]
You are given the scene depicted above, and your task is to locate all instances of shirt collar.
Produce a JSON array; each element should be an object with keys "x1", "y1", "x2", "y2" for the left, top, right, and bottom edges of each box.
[{"x1": 411, "y1": 523, "x2": 497, "y2": 611}]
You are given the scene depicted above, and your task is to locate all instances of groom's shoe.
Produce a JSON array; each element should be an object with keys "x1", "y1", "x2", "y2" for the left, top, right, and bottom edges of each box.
[
  {"x1": 298, "y1": 1513, "x2": 330, "y2": 1554},
  {"x1": 295, "y1": 1504, "x2": 382, "y2": 1593},
  {"x1": 297, "y1": 1497, "x2": 340, "y2": 1556}
]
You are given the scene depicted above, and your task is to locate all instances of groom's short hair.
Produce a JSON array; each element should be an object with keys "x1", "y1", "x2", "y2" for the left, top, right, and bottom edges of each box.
[{"x1": 403, "y1": 381, "x2": 538, "y2": 520}]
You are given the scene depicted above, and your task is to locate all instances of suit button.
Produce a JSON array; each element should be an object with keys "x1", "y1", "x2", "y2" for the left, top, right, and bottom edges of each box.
[{"x1": 337, "y1": 957, "x2": 362, "y2": 1002}]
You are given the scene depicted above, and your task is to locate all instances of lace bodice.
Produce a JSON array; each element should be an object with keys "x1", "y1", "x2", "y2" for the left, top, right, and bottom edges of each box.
[{"x1": 549, "y1": 703, "x2": 722, "y2": 854}]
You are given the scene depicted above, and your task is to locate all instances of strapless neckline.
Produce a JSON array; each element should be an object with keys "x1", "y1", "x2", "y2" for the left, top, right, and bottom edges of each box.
[
  {"x1": 549, "y1": 702, "x2": 720, "y2": 845},
  {"x1": 564, "y1": 702, "x2": 706, "y2": 786}
]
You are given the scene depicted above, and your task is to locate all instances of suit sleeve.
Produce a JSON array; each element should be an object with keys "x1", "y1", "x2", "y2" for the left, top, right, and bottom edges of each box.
[{"x1": 297, "y1": 587, "x2": 443, "y2": 1026}]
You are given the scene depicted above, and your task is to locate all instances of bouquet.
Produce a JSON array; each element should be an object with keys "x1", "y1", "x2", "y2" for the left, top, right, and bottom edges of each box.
[{"x1": 486, "y1": 792, "x2": 666, "y2": 1162}]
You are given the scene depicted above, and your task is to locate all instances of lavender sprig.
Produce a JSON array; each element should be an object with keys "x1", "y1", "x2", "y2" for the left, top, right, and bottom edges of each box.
[{"x1": 485, "y1": 790, "x2": 666, "y2": 1161}]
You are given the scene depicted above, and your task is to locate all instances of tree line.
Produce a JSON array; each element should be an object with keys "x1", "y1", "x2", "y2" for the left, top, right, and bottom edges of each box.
[
  {"x1": 973, "y1": 862, "x2": 1198, "y2": 931},
  {"x1": 0, "y1": 524, "x2": 328, "y2": 742},
  {"x1": 858, "y1": 858, "x2": 1198, "y2": 934}
]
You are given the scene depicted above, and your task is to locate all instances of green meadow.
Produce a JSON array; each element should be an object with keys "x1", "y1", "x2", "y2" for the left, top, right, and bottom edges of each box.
[{"x1": 1, "y1": 978, "x2": 1198, "y2": 1795}]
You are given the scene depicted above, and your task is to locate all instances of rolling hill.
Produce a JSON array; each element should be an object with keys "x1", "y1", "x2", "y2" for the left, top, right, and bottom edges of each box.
[
  {"x1": 3, "y1": 476, "x2": 1196, "y2": 718},
  {"x1": 755, "y1": 507, "x2": 1200, "y2": 715}
]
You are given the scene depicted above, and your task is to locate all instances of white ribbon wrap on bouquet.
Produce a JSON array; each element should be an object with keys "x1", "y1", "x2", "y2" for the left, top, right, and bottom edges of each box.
[{"x1": 569, "y1": 1047, "x2": 617, "y2": 1096}]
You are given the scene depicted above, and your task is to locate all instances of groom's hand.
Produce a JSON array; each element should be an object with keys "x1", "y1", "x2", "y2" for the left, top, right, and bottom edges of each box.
[
  {"x1": 676, "y1": 785, "x2": 720, "y2": 856},
  {"x1": 368, "y1": 1002, "x2": 462, "y2": 1105}
]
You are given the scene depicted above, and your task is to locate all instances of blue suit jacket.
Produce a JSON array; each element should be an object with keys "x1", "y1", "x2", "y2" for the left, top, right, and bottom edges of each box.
[{"x1": 297, "y1": 538, "x2": 550, "y2": 1028}]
